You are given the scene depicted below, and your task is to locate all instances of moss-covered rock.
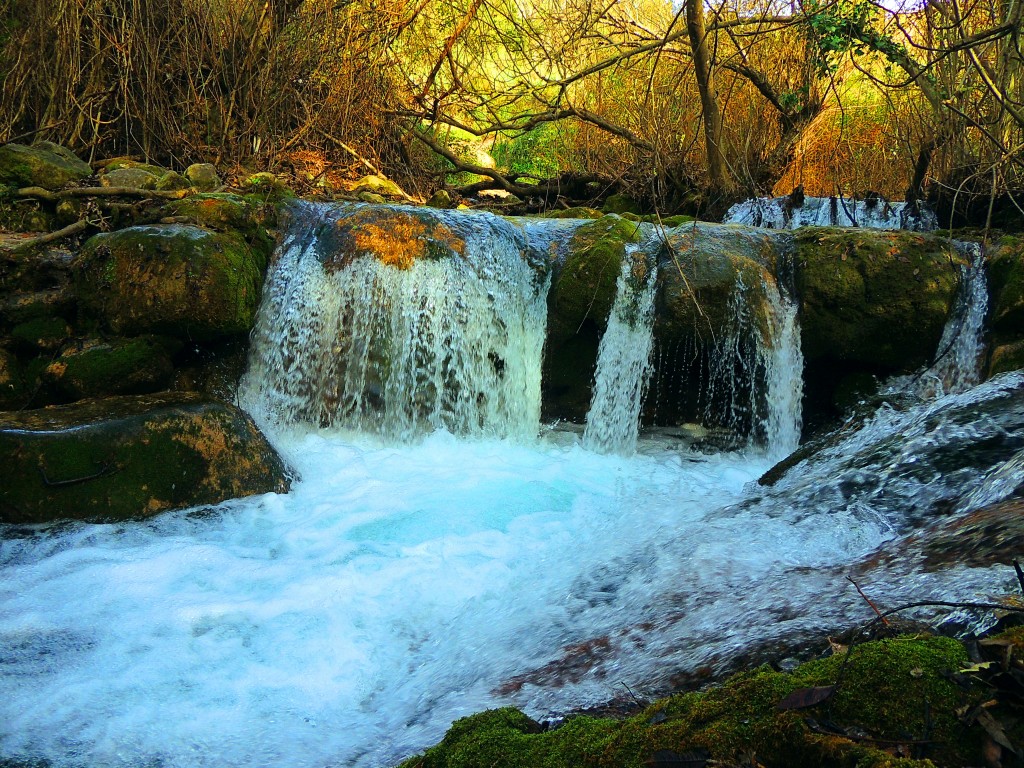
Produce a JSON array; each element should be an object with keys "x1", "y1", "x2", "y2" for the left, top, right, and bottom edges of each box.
[
  {"x1": 602, "y1": 192, "x2": 642, "y2": 215},
  {"x1": 795, "y1": 228, "x2": 964, "y2": 372},
  {"x1": 351, "y1": 174, "x2": 409, "y2": 200},
  {"x1": 43, "y1": 336, "x2": 178, "y2": 399},
  {"x1": 99, "y1": 167, "x2": 159, "y2": 189},
  {"x1": 0, "y1": 143, "x2": 91, "y2": 189},
  {"x1": 989, "y1": 339, "x2": 1024, "y2": 375},
  {"x1": 103, "y1": 158, "x2": 167, "y2": 176},
  {"x1": 185, "y1": 163, "x2": 221, "y2": 192},
  {"x1": 0, "y1": 348, "x2": 26, "y2": 409},
  {"x1": 548, "y1": 215, "x2": 644, "y2": 343},
  {"x1": 986, "y1": 235, "x2": 1024, "y2": 338},
  {"x1": 540, "y1": 207, "x2": 604, "y2": 220},
  {"x1": 155, "y1": 170, "x2": 190, "y2": 191},
  {"x1": 542, "y1": 215, "x2": 643, "y2": 421},
  {"x1": 405, "y1": 636, "x2": 978, "y2": 768},
  {"x1": 655, "y1": 223, "x2": 779, "y2": 345},
  {"x1": 426, "y1": 189, "x2": 453, "y2": 208},
  {"x1": 313, "y1": 205, "x2": 467, "y2": 271},
  {"x1": 0, "y1": 393, "x2": 289, "y2": 524},
  {"x1": 76, "y1": 224, "x2": 267, "y2": 340},
  {"x1": 9, "y1": 315, "x2": 70, "y2": 352}
]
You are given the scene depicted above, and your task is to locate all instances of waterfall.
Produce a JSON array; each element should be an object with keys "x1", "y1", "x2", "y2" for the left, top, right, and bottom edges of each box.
[
  {"x1": 699, "y1": 273, "x2": 802, "y2": 453},
  {"x1": 725, "y1": 195, "x2": 937, "y2": 231},
  {"x1": 582, "y1": 246, "x2": 658, "y2": 454},
  {"x1": 240, "y1": 203, "x2": 549, "y2": 441},
  {"x1": 763, "y1": 281, "x2": 804, "y2": 458},
  {"x1": 926, "y1": 241, "x2": 988, "y2": 395}
]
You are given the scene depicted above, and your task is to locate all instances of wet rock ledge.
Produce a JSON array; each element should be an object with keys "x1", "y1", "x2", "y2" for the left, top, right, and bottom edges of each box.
[{"x1": 0, "y1": 393, "x2": 288, "y2": 524}]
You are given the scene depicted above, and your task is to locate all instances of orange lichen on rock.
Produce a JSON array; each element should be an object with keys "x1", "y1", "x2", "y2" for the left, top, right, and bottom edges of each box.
[{"x1": 340, "y1": 209, "x2": 465, "y2": 270}]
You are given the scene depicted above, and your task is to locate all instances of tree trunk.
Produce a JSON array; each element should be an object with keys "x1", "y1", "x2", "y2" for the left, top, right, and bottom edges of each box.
[{"x1": 686, "y1": 0, "x2": 731, "y2": 193}]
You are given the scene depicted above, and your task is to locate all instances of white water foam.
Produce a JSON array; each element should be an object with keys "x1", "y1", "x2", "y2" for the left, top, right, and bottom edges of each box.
[
  {"x1": 3, "y1": 374, "x2": 1022, "y2": 768},
  {"x1": 725, "y1": 195, "x2": 938, "y2": 231},
  {"x1": 583, "y1": 247, "x2": 658, "y2": 454}
]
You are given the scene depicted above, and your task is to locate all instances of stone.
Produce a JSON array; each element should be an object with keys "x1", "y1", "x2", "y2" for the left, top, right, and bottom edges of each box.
[
  {"x1": 795, "y1": 228, "x2": 965, "y2": 372},
  {"x1": 55, "y1": 198, "x2": 86, "y2": 226},
  {"x1": 425, "y1": 189, "x2": 453, "y2": 208},
  {"x1": 540, "y1": 207, "x2": 603, "y2": 220},
  {"x1": 104, "y1": 158, "x2": 167, "y2": 176},
  {"x1": 0, "y1": 348, "x2": 25, "y2": 410},
  {"x1": 655, "y1": 223, "x2": 779, "y2": 345},
  {"x1": 351, "y1": 174, "x2": 409, "y2": 199},
  {"x1": 185, "y1": 163, "x2": 221, "y2": 191},
  {"x1": 43, "y1": 336, "x2": 178, "y2": 399},
  {"x1": 9, "y1": 315, "x2": 71, "y2": 352},
  {"x1": 357, "y1": 191, "x2": 387, "y2": 204},
  {"x1": 99, "y1": 167, "x2": 159, "y2": 189},
  {"x1": 244, "y1": 172, "x2": 285, "y2": 193},
  {"x1": 0, "y1": 393, "x2": 290, "y2": 523},
  {"x1": 155, "y1": 171, "x2": 190, "y2": 191},
  {"x1": 602, "y1": 192, "x2": 642, "y2": 215},
  {"x1": 312, "y1": 206, "x2": 466, "y2": 271},
  {"x1": 0, "y1": 142, "x2": 91, "y2": 189},
  {"x1": 986, "y1": 235, "x2": 1024, "y2": 338},
  {"x1": 76, "y1": 224, "x2": 267, "y2": 340},
  {"x1": 544, "y1": 215, "x2": 644, "y2": 421},
  {"x1": 548, "y1": 215, "x2": 644, "y2": 344},
  {"x1": 989, "y1": 339, "x2": 1024, "y2": 376}
]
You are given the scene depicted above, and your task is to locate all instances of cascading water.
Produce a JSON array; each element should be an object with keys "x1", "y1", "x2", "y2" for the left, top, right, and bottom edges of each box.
[
  {"x1": 1, "y1": 206, "x2": 1017, "y2": 768},
  {"x1": 240, "y1": 203, "x2": 548, "y2": 441},
  {"x1": 762, "y1": 278, "x2": 804, "y2": 457},
  {"x1": 697, "y1": 273, "x2": 802, "y2": 455},
  {"x1": 725, "y1": 195, "x2": 938, "y2": 231},
  {"x1": 582, "y1": 246, "x2": 658, "y2": 454}
]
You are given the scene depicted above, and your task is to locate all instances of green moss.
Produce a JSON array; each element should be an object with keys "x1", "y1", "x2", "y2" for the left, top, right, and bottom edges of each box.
[
  {"x1": 988, "y1": 340, "x2": 1024, "y2": 375},
  {"x1": 10, "y1": 316, "x2": 70, "y2": 351},
  {"x1": 986, "y1": 237, "x2": 1024, "y2": 338},
  {"x1": 44, "y1": 336, "x2": 178, "y2": 399},
  {"x1": 602, "y1": 192, "x2": 642, "y2": 215},
  {"x1": 404, "y1": 636, "x2": 974, "y2": 768},
  {"x1": 540, "y1": 207, "x2": 604, "y2": 220},
  {"x1": 76, "y1": 224, "x2": 267, "y2": 340},
  {"x1": 548, "y1": 215, "x2": 643, "y2": 343},
  {"x1": 0, "y1": 143, "x2": 91, "y2": 189},
  {"x1": 795, "y1": 228, "x2": 964, "y2": 371},
  {"x1": 0, "y1": 393, "x2": 289, "y2": 523}
]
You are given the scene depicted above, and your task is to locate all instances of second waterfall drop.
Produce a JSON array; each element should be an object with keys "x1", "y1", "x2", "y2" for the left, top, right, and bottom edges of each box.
[{"x1": 583, "y1": 246, "x2": 658, "y2": 454}]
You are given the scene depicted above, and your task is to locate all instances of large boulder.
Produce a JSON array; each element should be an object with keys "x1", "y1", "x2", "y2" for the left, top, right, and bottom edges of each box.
[
  {"x1": 795, "y1": 228, "x2": 964, "y2": 371},
  {"x1": 0, "y1": 142, "x2": 91, "y2": 189},
  {"x1": 986, "y1": 235, "x2": 1024, "y2": 375},
  {"x1": 548, "y1": 215, "x2": 644, "y2": 344},
  {"x1": 654, "y1": 224, "x2": 779, "y2": 346},
  {"x1": 76, "y1": 224, "x2": 267, "y2": 340},
  {"x1": 0, "y1": 393, "x2": 290, "y2": 524},
  {"x1": 544, "y1": 215, "x2": 643, "y2": 420}
]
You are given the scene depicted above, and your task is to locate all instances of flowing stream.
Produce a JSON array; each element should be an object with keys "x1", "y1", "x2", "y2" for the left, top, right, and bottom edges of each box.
[{"x1": 0, "y1": 205, "x2": 1017, "y2": 768}]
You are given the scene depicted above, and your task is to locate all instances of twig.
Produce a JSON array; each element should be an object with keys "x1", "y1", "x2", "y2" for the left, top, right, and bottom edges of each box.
[
  {"x1": 0, "y1": 219, "x2": 92, "y2": 254},
  {"x1": 1013, "y1": 560, "x2": 1024, "y2": 597},
  {"x1": 39, "y1": 461, "x2": 117, "y2": 487},
  {"x1": 847, "y1": 576, "x2": 891, "y2": 627}
]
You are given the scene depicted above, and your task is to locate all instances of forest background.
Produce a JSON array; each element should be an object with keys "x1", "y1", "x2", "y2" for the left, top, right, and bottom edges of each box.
[{"x1": 1, "y1": 0, "x2": 1022, "y2": 225}]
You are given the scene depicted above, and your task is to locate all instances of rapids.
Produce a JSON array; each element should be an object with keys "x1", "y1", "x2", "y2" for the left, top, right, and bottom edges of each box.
[{"x1": 1, "y1": 203, "x2": 1019, "y2": 768}]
